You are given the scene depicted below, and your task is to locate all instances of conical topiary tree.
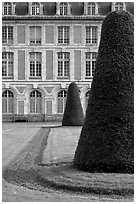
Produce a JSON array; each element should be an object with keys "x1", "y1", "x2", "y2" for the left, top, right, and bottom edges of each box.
[
  {"x1": 74, "y1": 11, "x2": 134, "y2": 173},
  {"x1": 62, "y1": 82, "x2": 84, "y2": 126}
]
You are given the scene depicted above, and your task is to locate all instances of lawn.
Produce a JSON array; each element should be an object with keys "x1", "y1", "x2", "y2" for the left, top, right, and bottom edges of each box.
[{"x1": 2, "y1": 124, "x2": 134, "y2": 202}]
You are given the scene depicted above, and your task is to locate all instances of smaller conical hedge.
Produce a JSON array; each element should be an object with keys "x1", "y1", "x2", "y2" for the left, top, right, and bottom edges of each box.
[{"x1": 62, "y1": 82, "x2": 84, "y2": 126}]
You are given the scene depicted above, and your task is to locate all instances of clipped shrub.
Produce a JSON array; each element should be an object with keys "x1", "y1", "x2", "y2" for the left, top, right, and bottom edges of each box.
[
  {"x1": 74, "y1": 11, "x2": 134, "y2": 173},
  {"x1": 62, "y1": 82, "x2": 84, "y2": 126}
]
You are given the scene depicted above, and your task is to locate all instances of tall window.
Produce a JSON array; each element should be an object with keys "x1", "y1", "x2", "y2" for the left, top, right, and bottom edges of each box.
[
  {"x1": 60, "y1": 3, "x2": 68, "y2": 15},
  {"x1": 85, "y1": 52, "x2": 97, "y2": 77},
  {"x1": 30, "y1": 53, "x2": 42, "y2": 77},
  {"x1": 3, "y1": 2, "x2": 12, "y2": 15},
  {"x1": 115, "y1": 3, "x2": 124, "y2": 11},
  {"x1": 87, "y1": 3, "x2": 95, "y2": 15},
  {"x1": 2, "y1": 90, "x2": 14, "y2": 114},
  {"x1": 30, "y1": 90, "x2": 42, "y2": 113},
  {"x1": 58, "y1": 53, "x2": 70, "y2": 78},
  {"x1": 58, "y1": 26, "x2": 69, "y2": 44},
  {"x1": 58, "y1": 90, "x2": 67, "y2": 114},
  {"x1": 30, "y1": 26, "x2": 41, "y2": 45},
  {"x1": 2, "y1": 52, "x2": 14, "y2": 78},
  {"x1": 32, "y1": 2, "x2": 40, "y2": 15},
  {"x1": 86, "y1": 26, "x2": 98, "y2": 44},
  {"x1": 2, "y1": 26, "x2": 13, "y2": 44}
]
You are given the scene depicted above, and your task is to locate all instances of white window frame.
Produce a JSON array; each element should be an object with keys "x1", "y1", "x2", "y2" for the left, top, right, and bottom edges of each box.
[
  {"x1": 85, "y1": 52, "x2": 97, "y2": 78},
  {"x1": 2, "y1": 52, "x2": 14, "y2": 78},
  {"x1": 29, "y1": 53, "x2": 42, "y2": 78},
  {"x1": 112, "y1": 2, "x2": 126, "y2": 11},
  {"x1": 32, "y1": 2, "x2": 40, "y2": 15},
  {"x1": 57, "y1": 52, "x2": 70, "y2": 78},
  {"x1": 2, "y1": 90, "x2": 14, "y2": 114},
  {"x1": 58, "y1": 26, "x2": 70, "y2": 44},
  {"x1": 57, "y1": 90, "x2": 67, "y2": 114},
  {"x1": 3, "y1": 2, "x2": 12, "y2": 15},
  {"x1": 30, "y1": 90, "x2": 42, "y2": 114},
  {"x1": 86, "y1": 26, "x2": 98, "y2": 44},
  {"x1": 2, "y1": 26, "x2": 13, "y2": 44}
]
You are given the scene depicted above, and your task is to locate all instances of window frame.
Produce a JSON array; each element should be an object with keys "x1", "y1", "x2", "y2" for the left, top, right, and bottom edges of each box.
[
  {"x1": 87, "y1": 3, "x2": 96, "y2": 15},
  {"x1": 57, "y1": 52, "x2": 70, "y2": 78},
  {"x1": 85, "y1": 52, "x2": 97, "y2": 78},
  {"x1": 60, "y1": 2, "x2": 68, "y2": 15},
  {"x1": 86, "y1": 26, "x2": 98, "y2": 45},
  {"x1": 3, "y1": 2, "x2": 12, "y2": 15},
  {"x1": 2, "y1": 52, "x2": 14, "y2": 78},
  {"x1": 58, "y1": 26, "x2": 70, "y2": 44},
  {"x1": 2, "y1": 26, "x2": 13, "y2": 44},
  {"x1": 29, "y1": 90, "x2": 42, "y2": 114},
  {"x1": 29, "y1": 52, "x2": 42, "y2": 78},
  {"x1": 31, "y1": 2, "x2": 40, "y2": 15},
  {"x1": 2, "y1": 90, "x2": 14, "y2": 114},
  {"x1": 57, "y1": 90, "x2": 67, "y2": 114}
]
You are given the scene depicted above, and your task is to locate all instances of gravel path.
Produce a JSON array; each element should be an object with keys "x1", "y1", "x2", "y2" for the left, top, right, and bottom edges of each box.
[{"x1": 2, "y1": 123, "x2": 134, "y2": 202}]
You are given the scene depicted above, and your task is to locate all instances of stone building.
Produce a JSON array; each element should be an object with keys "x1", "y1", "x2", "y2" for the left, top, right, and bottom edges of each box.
[{"x1": 2, "y1": 2, "x2": 134, "y2": 122}]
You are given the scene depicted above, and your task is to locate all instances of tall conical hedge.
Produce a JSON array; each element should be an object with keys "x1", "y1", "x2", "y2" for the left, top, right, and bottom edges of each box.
[
  {"x1": 62, "y1": 82, "x2": 84, "y2": 126},
  {"x1": 74, "y1": 11, "x2": 134, "y2": 173}
]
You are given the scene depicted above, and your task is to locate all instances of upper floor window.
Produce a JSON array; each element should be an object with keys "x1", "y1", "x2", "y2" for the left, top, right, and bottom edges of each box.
[
  {"x1": 30, "y1": 90, "x2": 42, "y2": 113},
  {"x1": 58, "y1": 52, "x2": 70, "y2": 78},
  {"x1": 87, "y1": 3, "x2": 96, "y2": 15},
  {"x1": 60, "y1": 2, "x2": 68, "y2": 15},
  {"x1": 3, "y1": 2, "x2": 12, "y2": 15},
  {"x1": 86, "y1": 26, "x2": 98, "y2": 44},
  {"x1": 2, "y1": 90, "x2": 14, "y2": 114},
  {"x1": 2, "y1": 26, "x2": 13, "y2": 44},
  {"x1": 58, "y1": 26, "x2": 69, "y2": 44},
  {"x1": 57, "y1": 90, "x2": 67, "y2": 114},
  {"x1": 84, "y1": 2, "x2": 99, "y2": 15},
  {"x1": 112, "y1": 2, "x2": 126, "y2": 12},
  {"x1": 29, "y1": 53, "x2": 42, "y2": 78},
  {"x1": 85, "y1": 52, "x2": 97, "y2": 78},
  {"x1": 2, "y1": 52, "x2": 14, "y2": 78},
  {"x1": 32, "y1": 2, "x2": 40, "y2": 15},
  {"x1": 30, "y1": 26, "x2": 41, "y2": 45}
]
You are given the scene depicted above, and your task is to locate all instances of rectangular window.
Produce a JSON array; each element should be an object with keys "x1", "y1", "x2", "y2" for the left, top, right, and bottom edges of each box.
[
  {"x1": 58, "y1": 26, "x2": 69, "y2": 44},
  {"x1": 58, "y1": 53, "x2": 70, "y2": 78},
  {"x1": 30, "y1": 26, "x2": 41, "y2": 45},
  {"x1": 85, "y1": 52, "x2": 97, "y2": 77},
  {"x1": 2, "y1": 26, "x2": 13, "y2": 44},
  {"x1": 2, "y1": 52, "x2": 14, "y2": 78},
  {"x1": 30, "y1": 53, "x2": 42, "y2": 77},
  {"x1": 86, "y1": 26, "x2": 98, "y2": 44}
]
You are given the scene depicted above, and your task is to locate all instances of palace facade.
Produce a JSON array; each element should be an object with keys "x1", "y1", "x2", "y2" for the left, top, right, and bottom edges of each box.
[{"x1": 2, "y1": 2, "x2": 134, "y2": 122}]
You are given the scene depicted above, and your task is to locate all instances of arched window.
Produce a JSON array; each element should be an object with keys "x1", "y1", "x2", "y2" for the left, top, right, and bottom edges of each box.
[
  {"x1": 32, "y1": 2, "x2": 40, "y2": 15},
  {"x1": 60, "y1": 2, "x2": 68, "y2": 15},
  {"x1": 58, "y1": 90, "x2": 67, "y2": 113},
  {"x1": 87, "y1": 3, "x2": 96, "y2": 15},
  {"x1": 3, "y1": 2, "x2": 12, "y2": 15},
  {"x1": 2, "y1": 90, "x2": 14, "y2": 113},
  {"x1": 30, "y1": 90, "x2": 42, "y2": 113},
  {"x1": 115, "y1": 2, "x2": 124, "y2": 11},
  {"x1": 85, "y1": 91, "x2": 90, "y2": 111}
]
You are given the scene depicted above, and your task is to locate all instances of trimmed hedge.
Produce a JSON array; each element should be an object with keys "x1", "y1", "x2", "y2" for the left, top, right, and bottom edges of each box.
[
  {"x1": 74, "y1": 11, "x2": 134, "y2": 173},
  {"x1": 62, "y1": 82, "x2": 84, "y2": 126}
]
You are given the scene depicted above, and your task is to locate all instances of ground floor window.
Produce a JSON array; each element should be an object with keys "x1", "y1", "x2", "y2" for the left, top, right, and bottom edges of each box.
[
  {"x1": 57, "y1": 90, "x2": 67, "y2": 114},
  {"x1": 2, "y1": 90, "x2": 14, "y2": 113},
  {"x1": 30, "y1": 90, "x2": 42, "y2": 113}
]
